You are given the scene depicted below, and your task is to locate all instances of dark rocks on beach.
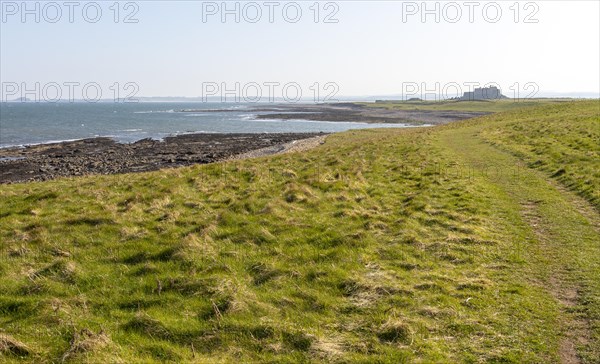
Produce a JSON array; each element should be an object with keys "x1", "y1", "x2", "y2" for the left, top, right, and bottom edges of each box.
[
  {"x1": 250, "y1": 105, "x2": 489, "y2": 124},
  {"x1": 0, "y1": 103, "x2": 489, "y2": 184},
  {"x1": 177, "y1": 103, "x2": 489, "y2": 125},
  {"x1": 0, "y1": 133, "x2": 324, "y2": 184}
]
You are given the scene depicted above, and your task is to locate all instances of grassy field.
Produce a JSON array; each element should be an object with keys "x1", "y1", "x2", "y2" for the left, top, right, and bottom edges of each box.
[
  {"x1": 476, "y1": 102, "x2": 600, "y2": 211},
  {"x1": 1, "y1": 100, "x2": 598, "y2": 363},
  {"x1": 361, "y1": 98, "x2": 575, "y2": 113}
]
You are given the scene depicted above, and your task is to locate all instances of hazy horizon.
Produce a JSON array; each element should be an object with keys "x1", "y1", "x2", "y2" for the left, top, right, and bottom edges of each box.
[{"x1": 1, "y1": 1, "x2": 599, "y2": 102}]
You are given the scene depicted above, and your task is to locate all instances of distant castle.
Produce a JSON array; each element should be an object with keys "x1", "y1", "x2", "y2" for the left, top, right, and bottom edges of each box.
[{"x1": 460, "y1": 86, "x2": 507, "y2": 100}]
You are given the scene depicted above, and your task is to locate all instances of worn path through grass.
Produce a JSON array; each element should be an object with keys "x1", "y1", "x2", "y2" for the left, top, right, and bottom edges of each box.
[{"x1": 435, "y1": 123, "x2": 600, "y2": 363}]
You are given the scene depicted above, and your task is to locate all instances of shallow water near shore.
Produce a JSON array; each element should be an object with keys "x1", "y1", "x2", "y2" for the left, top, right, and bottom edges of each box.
[{"x1": 0, "y1": 102, "x2": 410, "y2": 148}]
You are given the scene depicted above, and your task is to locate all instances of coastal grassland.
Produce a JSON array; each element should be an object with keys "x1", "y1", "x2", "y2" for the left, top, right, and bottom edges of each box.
[
  {"x1": 432, "y1": 100, "x2": 600, "y2": 363},
  {"x1": 360, "y1": 98, "x2": 574, "y2": 113},
  {"x1": 1, "y1": 101, "x2": 599, "y2": 363},
  {"x1": 476, "y1": 100, "x2": 600, "y2": 211}
]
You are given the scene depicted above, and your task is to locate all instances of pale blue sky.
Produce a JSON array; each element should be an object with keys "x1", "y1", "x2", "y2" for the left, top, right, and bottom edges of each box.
[{"x1": 1, "y1": 1, "x2": 599, "y2": 99}]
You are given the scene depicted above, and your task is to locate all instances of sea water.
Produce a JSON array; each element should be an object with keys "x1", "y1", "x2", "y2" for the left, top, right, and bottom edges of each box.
[{"x1": 0, "y1": 102, "x2": 411, "y2": 148}]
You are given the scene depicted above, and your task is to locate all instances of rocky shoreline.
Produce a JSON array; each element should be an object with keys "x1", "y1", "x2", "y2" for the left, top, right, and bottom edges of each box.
[
  {"x1": 0, "y1": 103, "x2": 490, "y2": 184},
  {"x1": 180, "y1": 103, "x2": 490, "y2": 124},
  {"x1": 0, "y1": 133, "x2": 325, "y2": 184}
]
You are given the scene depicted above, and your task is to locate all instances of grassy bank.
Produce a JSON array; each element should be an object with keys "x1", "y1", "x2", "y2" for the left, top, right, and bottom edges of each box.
[
  {"x1": 361, "y1": 98, "x2": 575, "y2": 113},
  {"x1": 477, "y1": 101, "x2": 600, "y2": 211},
  {"x1": 1, "y1": 100, "x2": 598, "y2": 363}
]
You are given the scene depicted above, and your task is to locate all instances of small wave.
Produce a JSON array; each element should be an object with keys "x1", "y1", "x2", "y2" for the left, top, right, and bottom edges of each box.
[
  {"x1": 0, "y1": 137, "x2": 88, "y2": 149},
  {"x1": 168, "y1": 130, "x2": 218, "y2": 137},
  {"x1": 0, "y1": 156, "x2": 26, "y2": 162},
  {"x1": 178, "y1": 108, "x2": 247, "y2": 113},
  {"x1": 133, "y1": 109, "x2": 175, "y2": 114}
]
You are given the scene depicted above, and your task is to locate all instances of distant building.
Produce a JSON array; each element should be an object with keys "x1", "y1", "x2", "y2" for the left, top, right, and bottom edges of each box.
[{"x1": 461, "y1": 86, "x2": 507, "y2": 100}]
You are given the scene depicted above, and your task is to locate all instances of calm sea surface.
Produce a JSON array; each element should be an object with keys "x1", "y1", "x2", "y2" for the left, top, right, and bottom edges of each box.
[{"x1": 0, "y1": 102, "x2": 412, "y2": 148}]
